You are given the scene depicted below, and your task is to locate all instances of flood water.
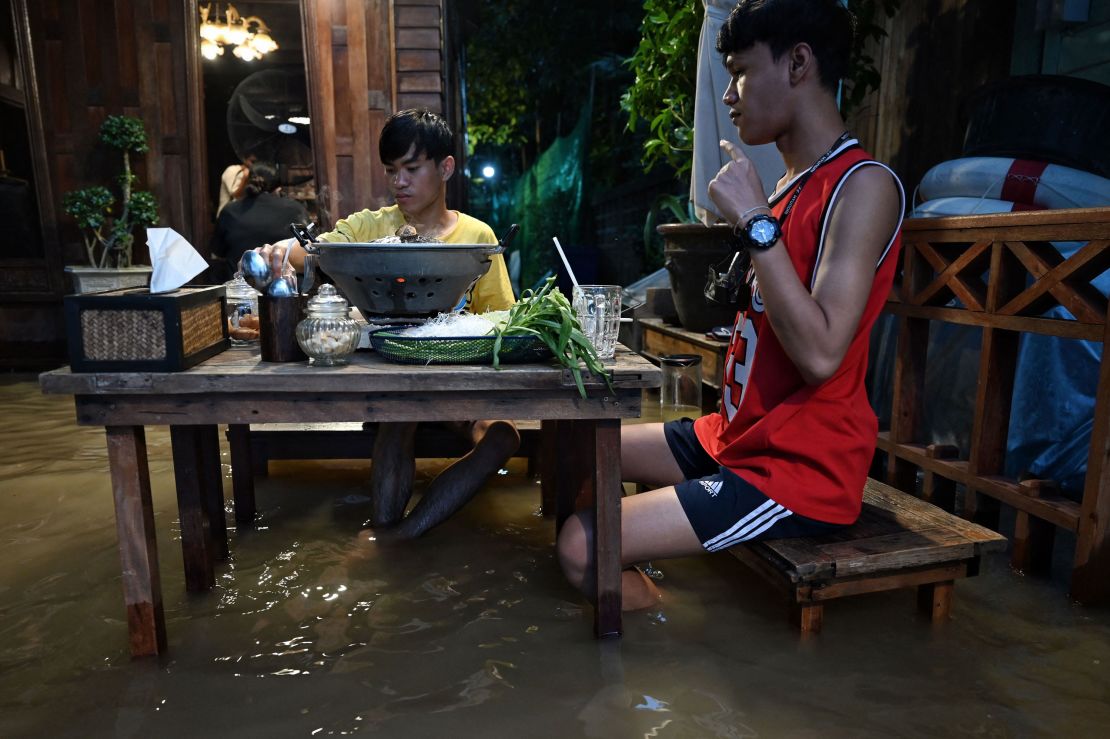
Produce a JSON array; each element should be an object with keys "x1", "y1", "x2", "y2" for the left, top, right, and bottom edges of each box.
[{"x1": 2, "y1": 375, "x2": 1109, "y2": 737}]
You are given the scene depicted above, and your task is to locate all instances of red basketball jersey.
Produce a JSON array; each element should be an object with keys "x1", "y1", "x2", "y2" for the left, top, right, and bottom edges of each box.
[{"x1": 693, "y1": 141, "x2": 904, "y2": 524}]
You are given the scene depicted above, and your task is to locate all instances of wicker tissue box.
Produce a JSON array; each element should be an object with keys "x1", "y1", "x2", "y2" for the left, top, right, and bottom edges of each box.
[{"x1": 64, "y1": 285, "x2": 229, "y2": 372}]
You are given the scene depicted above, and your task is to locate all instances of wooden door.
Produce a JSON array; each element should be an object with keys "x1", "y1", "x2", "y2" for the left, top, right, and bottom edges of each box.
[
  {"x1": 302, "y1": 0, "x2": 395, "y2": 228},
  {"x1": 302, "y1": 0, "x2": 457, "y2": 228}
]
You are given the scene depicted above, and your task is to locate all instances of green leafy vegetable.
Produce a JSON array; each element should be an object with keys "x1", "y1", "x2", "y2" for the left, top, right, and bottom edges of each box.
[{"x1": 494, "y1": 277, "x2": 614, "y2": 398}]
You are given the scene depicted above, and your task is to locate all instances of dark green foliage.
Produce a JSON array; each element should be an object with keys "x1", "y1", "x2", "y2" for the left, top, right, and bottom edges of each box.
[
  {"x1": 843, "y1": 0, "x2": 903, "y2": 115},
  {"x1": 621, "y1": 0, "x2": 902, "y2": 176},
  {"x1": 620, "y1": 0, "x2": 702, "y2": 178},
  {"x1": 99, "y1": 115, "x2": 151, "y2": 154}
]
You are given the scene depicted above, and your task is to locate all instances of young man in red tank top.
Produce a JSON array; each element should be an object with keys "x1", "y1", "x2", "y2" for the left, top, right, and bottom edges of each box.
[{"x1": 558, "y1": 0, "x2": 906, "y2": 610}]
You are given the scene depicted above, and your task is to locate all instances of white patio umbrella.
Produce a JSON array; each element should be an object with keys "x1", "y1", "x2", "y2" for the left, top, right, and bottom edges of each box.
[{"x1": 691, "y1": 0, "x2": 785, "y2": 225}]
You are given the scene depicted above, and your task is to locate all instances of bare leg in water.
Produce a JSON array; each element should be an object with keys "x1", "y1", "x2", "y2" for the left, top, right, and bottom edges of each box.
[
  {"x1": 367, "y1": 421, "x2": 418, "y2": 528},
  {"x1": 367, "y1": 420, "x2": 520, "y2": 541}
]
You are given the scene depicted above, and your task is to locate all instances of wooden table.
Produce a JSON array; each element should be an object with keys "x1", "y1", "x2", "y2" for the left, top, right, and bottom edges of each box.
[{"x1": 40, "y1": 346, "x2": 660, "y2": 656}]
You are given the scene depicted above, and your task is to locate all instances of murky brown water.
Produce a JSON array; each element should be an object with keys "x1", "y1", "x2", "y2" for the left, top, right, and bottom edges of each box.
[{"x1": 2, "y1": 375, "x2": 1109, "y2": 737}]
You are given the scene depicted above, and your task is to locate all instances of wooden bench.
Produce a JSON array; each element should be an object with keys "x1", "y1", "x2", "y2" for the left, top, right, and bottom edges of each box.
[
  {"x1": 729, "y1": 477, "x2": 1007, "y2": 633},
  {"x1": 224, "y1": 421, "x2": 543, "y2": 524},
  {"x1": 236, "y1": 421, "x2": 543, "y2": 476}
]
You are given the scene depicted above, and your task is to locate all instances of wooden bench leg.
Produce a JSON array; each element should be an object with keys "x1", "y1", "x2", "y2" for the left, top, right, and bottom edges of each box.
[
  {"x1": 792, "y1": 603, "x2": 823, "y2": 634},
  {"x1": 1011, "y1": 480, "x2": 1057, "y2": 576},
  {"x1": 227, "y1": 424, "x2": 257, "y2": 527},
  {"x1": 539, "y1": 421, "x2": 558, "y2": 518},
  {"x1": 922, "y1": 444, "x2": 959, "y2": 512},
  {"x1": 917, "y1": 580, "x2": 954, "y2": 622}
]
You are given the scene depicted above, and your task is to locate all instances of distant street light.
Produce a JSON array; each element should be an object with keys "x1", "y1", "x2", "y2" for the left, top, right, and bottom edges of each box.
[{"x1": 481, "y1": 165, "x2": 496, "y2": 179}]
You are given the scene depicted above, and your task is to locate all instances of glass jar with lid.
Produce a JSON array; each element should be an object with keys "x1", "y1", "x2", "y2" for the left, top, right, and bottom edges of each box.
[
  {"x1": 295, "y1": 284, "x2": 361, "y2": 365},
  {"x1": 224, "y1": 272, "x2": 261, "y2": 346}
]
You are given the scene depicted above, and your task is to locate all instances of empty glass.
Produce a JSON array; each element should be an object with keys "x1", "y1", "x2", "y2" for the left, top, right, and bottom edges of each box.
[
  {"x1": 572, "y1": 284, "x2": 621, "y2": 360},
  {"x1": 660, "y1": 354, "x2": 702, "y2": 422}
]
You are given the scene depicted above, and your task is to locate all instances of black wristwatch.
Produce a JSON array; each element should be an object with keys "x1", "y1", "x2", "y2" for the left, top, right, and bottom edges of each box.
[{"x1": 734, "y1": 213, "x2": 782, "y2": 251}]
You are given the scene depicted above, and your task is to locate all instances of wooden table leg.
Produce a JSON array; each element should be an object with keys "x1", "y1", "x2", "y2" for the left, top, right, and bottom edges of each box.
[
  {"x1": 918, "y1": 580, "x2": 954, "y2": 622},
  {"x1": 105, "y1": 426, "x2": 167, "y2": 657},
  {"x1": 591, "y1": 418, "x2": 623, "y2": 638},
  {"x1": 546, "y1": 420, "x2": 586, "y2": 533},
  {"x1": 199, "y1": 425, "x2": 229, "y2": 560},
  {"x1": 226, "y1": 424, "x2": 257, "y2": 527},
  {"x1": 792, "y1": 603, "x2": 823, "y2": 634},
  {"x1": 170, "y1": 426, "x2": 215, "y2": 591}
]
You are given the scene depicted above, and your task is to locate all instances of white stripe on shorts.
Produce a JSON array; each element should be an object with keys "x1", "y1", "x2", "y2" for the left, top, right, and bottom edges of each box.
[
  {"x1": 703, "y1": 498, "x2": 783, "y2": 551},
  {"x1": 707, "y1": 508, "x2": 794, "y2": 551}
]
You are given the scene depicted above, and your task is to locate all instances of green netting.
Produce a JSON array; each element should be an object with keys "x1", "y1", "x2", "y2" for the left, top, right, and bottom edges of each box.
[{"x1": 511, "y1": 99, "x2": 592, "y2": 288}]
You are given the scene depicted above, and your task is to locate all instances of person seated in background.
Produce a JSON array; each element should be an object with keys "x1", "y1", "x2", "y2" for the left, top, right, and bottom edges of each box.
[
  {"x1": 257, "y1": 108, "x2": 518, "y2": 541},
  {"x1": 216, "y1": 154, "x2": 256, "y2": 216},
  {"x1": 210, "y1": 161, "x2": 308, "y2": 282}
]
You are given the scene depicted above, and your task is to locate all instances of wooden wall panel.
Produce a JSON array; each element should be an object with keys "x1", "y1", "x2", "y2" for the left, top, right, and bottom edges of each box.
[
  {"x1": 0, "y1": 0, "x2": 207, "y2": 368},
  {"x1": 394, "y1": 0, "x2": 443, "y2": 113},
  {"x1": 26, "y1": 0, "x2": 205, "y2": 259},
  {"x1": 302, "y1": 0, "x2": 453, "y2": 225},
  {"x1": 303, "y1": 0, "x2": 396, "y2": 227},
  {"x1": 845, "y1": 0, "x2": 1015, "y2": 197}
]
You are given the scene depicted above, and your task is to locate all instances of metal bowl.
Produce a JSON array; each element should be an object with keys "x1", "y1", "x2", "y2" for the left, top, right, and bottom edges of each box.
[{"x1": 307, "y1": 242, "x2": 502, "y2": 317}]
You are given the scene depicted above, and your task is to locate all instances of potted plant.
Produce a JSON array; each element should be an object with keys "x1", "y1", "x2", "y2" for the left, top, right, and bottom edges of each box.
[
  {"x1": 622, "y1": 0, "x2": 900, "y2": 331},
  {"x1": 62, "y1": 115, "x2": 159, "y2": 293}
]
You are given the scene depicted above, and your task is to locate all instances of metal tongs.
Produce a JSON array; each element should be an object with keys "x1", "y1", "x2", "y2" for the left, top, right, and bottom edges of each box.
[{"x1": 290, "y1": 222, "x2": 320, "y2": 294}]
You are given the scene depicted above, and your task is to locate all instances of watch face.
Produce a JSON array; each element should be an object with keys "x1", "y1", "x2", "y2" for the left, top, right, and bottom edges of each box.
[{"x1": 749, "y1": 217, "x2": 779, "y2": 246}]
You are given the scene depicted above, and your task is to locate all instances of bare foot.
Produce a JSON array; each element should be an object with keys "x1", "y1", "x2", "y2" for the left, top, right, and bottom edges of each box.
[{"x1": 621, "y1": 567, "x2": 664, "y2": 612}]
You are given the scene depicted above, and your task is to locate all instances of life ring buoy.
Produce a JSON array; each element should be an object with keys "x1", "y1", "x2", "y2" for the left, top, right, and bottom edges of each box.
[
  {"x1": 918, "y1": 157, "x2": 1110, "y2": 210},
  {"x1": 911, "y1": 196, "x2": 1038, "y2": 218}
]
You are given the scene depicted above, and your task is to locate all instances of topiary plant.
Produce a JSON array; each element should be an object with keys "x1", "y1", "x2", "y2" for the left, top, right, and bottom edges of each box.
[{"x1": 62, "y1": 115, "x2": 159, "y2": 268}]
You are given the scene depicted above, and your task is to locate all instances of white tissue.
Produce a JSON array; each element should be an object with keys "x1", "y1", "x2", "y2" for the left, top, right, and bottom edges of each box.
[{"x1": 147, "y1": 227, "x2": 209, "y2": 293}]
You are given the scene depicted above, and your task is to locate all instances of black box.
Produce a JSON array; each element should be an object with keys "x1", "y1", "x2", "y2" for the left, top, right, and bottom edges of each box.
[{"x1": 64, "y1": 285, "x2": 229, "y2": 372}]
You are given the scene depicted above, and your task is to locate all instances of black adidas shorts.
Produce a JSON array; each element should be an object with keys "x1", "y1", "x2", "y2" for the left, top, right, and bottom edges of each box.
[{"x1": 663, "y1": 418, "x2": 845, "y2": 552}]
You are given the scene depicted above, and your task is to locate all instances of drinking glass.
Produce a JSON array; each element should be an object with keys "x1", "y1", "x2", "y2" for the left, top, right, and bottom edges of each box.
[{"x1": 572, "y1": 284, "x2": 621, "y2": 360}]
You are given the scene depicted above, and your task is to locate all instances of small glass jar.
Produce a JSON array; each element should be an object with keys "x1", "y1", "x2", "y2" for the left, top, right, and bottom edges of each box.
[
  {"x1": 295, "y1": 284, "x2": 361, "y2": 366},
  {"x1": 224, "y1": 272, "x2": 261, "y2": 346},
  {"x1": 660, "y1": 354, "x2": 702, "y2": 423}
]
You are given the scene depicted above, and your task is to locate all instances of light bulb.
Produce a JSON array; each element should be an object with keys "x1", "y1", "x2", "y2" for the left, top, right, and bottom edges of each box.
[
  {"x1": 225, "y1": 23, "x2": 249, "y2": 46},
  {"x1": 250, "y1": 32, "x2": 278, "y2": 54},
  {"x1": 201, "y1": 39, "x2": 221, "y2": 60}
]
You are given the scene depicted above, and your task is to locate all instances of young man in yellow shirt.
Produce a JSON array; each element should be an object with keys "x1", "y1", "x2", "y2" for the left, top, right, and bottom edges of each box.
[{"x1": 259, "y1": 109, "x2": 518, "y2": 540}]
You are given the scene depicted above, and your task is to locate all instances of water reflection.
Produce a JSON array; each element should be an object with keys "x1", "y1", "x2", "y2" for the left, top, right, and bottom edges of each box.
[{"x1": 1, "y1": 377, "x2": 1109, "y2": 737}]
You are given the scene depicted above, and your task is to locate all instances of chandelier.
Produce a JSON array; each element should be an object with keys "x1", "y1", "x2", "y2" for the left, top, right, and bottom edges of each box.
[{"x1": 199, "y1": 3, "x2": 278, "y2": 62}]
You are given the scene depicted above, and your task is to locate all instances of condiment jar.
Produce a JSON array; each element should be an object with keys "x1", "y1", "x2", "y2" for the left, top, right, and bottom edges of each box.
[
  {"x1": 295, "y1": 284, "x2": 361, "y2": 365},
  {"x1": 224, "y1": 272, "x2": 261, "y2": 346}
]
